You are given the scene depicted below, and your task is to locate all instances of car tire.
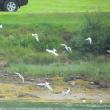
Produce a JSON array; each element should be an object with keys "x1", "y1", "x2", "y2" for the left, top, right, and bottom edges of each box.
[{"x1": 3, "y1": 0, "x2": 18, "y2": 12}]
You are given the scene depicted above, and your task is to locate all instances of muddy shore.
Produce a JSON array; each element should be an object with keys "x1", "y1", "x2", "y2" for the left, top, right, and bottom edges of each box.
[{"x1": 0, "y1": 72, "x2": 109, "y2": 103}]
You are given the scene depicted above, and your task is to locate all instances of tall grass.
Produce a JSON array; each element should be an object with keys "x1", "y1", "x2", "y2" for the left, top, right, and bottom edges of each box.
[{"x1": 6, "y1": 60, "x2": 110, "y2": 82}]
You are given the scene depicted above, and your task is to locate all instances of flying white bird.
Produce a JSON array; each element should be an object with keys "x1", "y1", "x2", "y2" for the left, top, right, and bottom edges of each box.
[
  {"x1": 46, "y1": 48, "x2": 59, "y2": 56},
  {"x1": 107, "y1": 50, "x2": 110, "y2": 53},
  {"x1": 62, "y1": 88, "x2": 70, "y2": 96},
  {"x1": 85, "y1": 37, "x2": 92, "y2": 45},
  {"x1": 60, "y1": 44, "x2": 72, "y2": 52},
  {"x1": 0, "y1": 24, "x2": 3, "y2": 29},
  {"x1": 37, "y1": 82, "x2": 53, "y2": 91},
  {"x1": 32, "y1": 33, "x2": 39, "y2": 42},
  {"x1": 15, "y1": 73, "x2": 24, "y2": 83}
]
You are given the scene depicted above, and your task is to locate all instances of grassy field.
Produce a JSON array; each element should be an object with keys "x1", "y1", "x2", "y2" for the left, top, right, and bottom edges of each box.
[{"x1": 17, "y1": 0, "x2": 110, "y2": 13}]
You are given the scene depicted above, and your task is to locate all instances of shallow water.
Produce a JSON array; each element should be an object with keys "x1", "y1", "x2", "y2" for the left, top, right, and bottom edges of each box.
[{"x1": 0, "y1": 102, "x2": 110, "y2": 110}]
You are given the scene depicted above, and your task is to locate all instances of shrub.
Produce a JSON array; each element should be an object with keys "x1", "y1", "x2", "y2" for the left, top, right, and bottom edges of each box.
[{"x1": 70, "y1": 14, "x2": 110, "y2": 55}]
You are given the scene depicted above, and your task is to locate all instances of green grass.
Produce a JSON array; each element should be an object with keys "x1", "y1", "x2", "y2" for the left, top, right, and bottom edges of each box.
[
  {"x1": 0, "y1": 13, "x2": 110, "y2": 83},
  {"x1": 15, "y1": 0, "x2": 110, "y2": 13},
  {"x1": 0, "y1": 0, "x2": 110, "y2": 84},
  {"x1": 5, "y1": 61, "x2": 110, "y2": 82},
  {"x1": 0, "y1": 13, "x2": 110, "y2": 27},
  {"x1": 0, "y1": 0, "x2": 110, "y2": 14}
]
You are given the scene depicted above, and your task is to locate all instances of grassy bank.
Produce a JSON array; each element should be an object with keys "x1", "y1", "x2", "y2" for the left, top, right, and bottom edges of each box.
[
  {"x1": 0, "y1": 13, "x2": 110, "y2": 83},
  {"x1": 6, "y1": 61, "x2": 110, "y2": 82}
]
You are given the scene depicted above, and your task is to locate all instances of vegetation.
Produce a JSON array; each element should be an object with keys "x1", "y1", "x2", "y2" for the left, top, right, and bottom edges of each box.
[
  {"x1": 71, "y1": 15, "x2": 110, "y2": 54},
  {"x1": 6, "y1": 61, "x2": 110, "y2": 82},
  {"x1": 16, "y1": 0, "x2": 110, "y2": 13},
  {"x1": 0, "y1": 0, "x2": 110, "y2": 85},
  {"x1": 0, "y1": 13, "x2": 110, "y2": 84}
]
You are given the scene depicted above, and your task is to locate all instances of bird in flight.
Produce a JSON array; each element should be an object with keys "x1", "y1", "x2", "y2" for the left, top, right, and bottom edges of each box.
[
  {"x1": 60, "y1": 44, "x2": 72, "y2": 52},
  {"x1": 32, "y1": 33, "x2": 39, "y2": 42},
  {"x1": 46, "y1": 48, "x2": 59, "y2": 56},
  {"x1": 37, "y1": 82, "x2": 53, "y2": 91},
  {"x1": 62, "y1": 88, "x2": 71, "y2": 96},
  {"x1": 107, "y1": 50, "x2": 110, "y2": 53},
  {"x1": 85, "y1": 37, "x2": 92, "y2": 45},
  {"x1": 0, "y1": 24, "x2": 3, "y2": 29},
  {"x1": 15, "y1": 73, "x2": 24, "y2": 83}
]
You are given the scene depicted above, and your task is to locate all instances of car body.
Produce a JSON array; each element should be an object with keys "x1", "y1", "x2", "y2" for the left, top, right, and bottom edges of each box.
[{"x1": 0, "y1": 0, "x2": 28, "y2": 12}]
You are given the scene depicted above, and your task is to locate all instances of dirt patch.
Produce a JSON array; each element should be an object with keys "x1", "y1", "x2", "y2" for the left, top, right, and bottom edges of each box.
[{"x1": 0, "y1": 73, "x2": 109, "y2": 103}]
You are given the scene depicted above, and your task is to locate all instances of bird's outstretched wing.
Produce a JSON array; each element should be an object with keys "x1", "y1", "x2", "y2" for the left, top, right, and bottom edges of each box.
[
  {"x1": 45, "y1": 83, "x2": 53, "y2": 91},
  {"x1": 16, "y1": 73, "x2": 24, "y2": 83},
  {"x1": 107, "y1": 50, "x2": 110, "y2": 53},
  {"x1": 37, "y1": 83, "x2": 45, "y2": 87},
  {"x1": 68, "y1": 47, "x2": 72, "y2": 52},
  {"x1": 0, "y1": 24, "x2": 3, "y2": 29},
  {"x1": 85, "y1": 37, "x2": 92, "y2": 45},
  {"x1": 32, "y1": 33, "x2": 39, "y2": 42}
]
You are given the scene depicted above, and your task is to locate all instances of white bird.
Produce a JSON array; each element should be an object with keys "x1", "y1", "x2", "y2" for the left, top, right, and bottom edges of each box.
[
  {"x1": 62, "y1": 88, "x2": 70, "y2": 96},
  {"x1": 32, "y1": 33, "x2": 39, "y2": 42},
  {"x1": 37, "y1": 82, "x2": 53, "y2": 91},
  {"x1": 15, "y1": 73, "x2": 24, "y2": 83},
  {"x1": 99, "y1": 100, "x2": 103, "y2": 104},
  {"x1": 0, "y1": 24, "x2": 3, "y2": 29},
  {"x1": 82, "y1": 99, "x2": 86, "y2": 103},
  {"x1": 46, "y1": 48, "x2": 59, "y2": 56},
  {"x1": 107, "y1": 50, "x2": 110, "y2": 53},
  {"x1": 85, "y1": 37, "x2": 92, "y2": 45},
  {"x1": 60, "y1": 44, "x2": 72, "y2": 52}
]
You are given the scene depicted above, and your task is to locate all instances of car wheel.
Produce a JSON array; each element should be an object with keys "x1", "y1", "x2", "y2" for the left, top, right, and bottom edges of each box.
[{"x1": 3, "y1": 0, "x2": 18, "y2": 12}]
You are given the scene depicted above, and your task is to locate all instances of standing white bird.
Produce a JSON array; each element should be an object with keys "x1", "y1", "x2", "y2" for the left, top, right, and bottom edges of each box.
[
  {"x1": 15, "y1": 73, "x2": 24, "y2": 83},
  {"x1": 82, "y1": 99, "x2": 86, "y2": 103},
  {"x1": 32, "y1": 33, "x2": 39, "y2": 42},
  {"x1": 0, "y1": 24, "x2": 3, "y2": 29},
  {"x1": 37, "y1": 82, "x2": 53, "y2": 91},
  {"x1": 99, "y1": 100, "x2": 103, "y2": 104},
  {"x1": 107, "y1": 50, "x2": 110, "y2": 53},
  {"x1": 60, "y1": 44, "x2": 72, "y2": 52},
  {"x1": 46, "y1": 48, "x2": 59, "y2": 56},
  {"x1": 85, "y1": 37, "x2": 92, "y2": 45},
  {"x1": 62, "y1": 88, "x2": 71, "y2": 96}
]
